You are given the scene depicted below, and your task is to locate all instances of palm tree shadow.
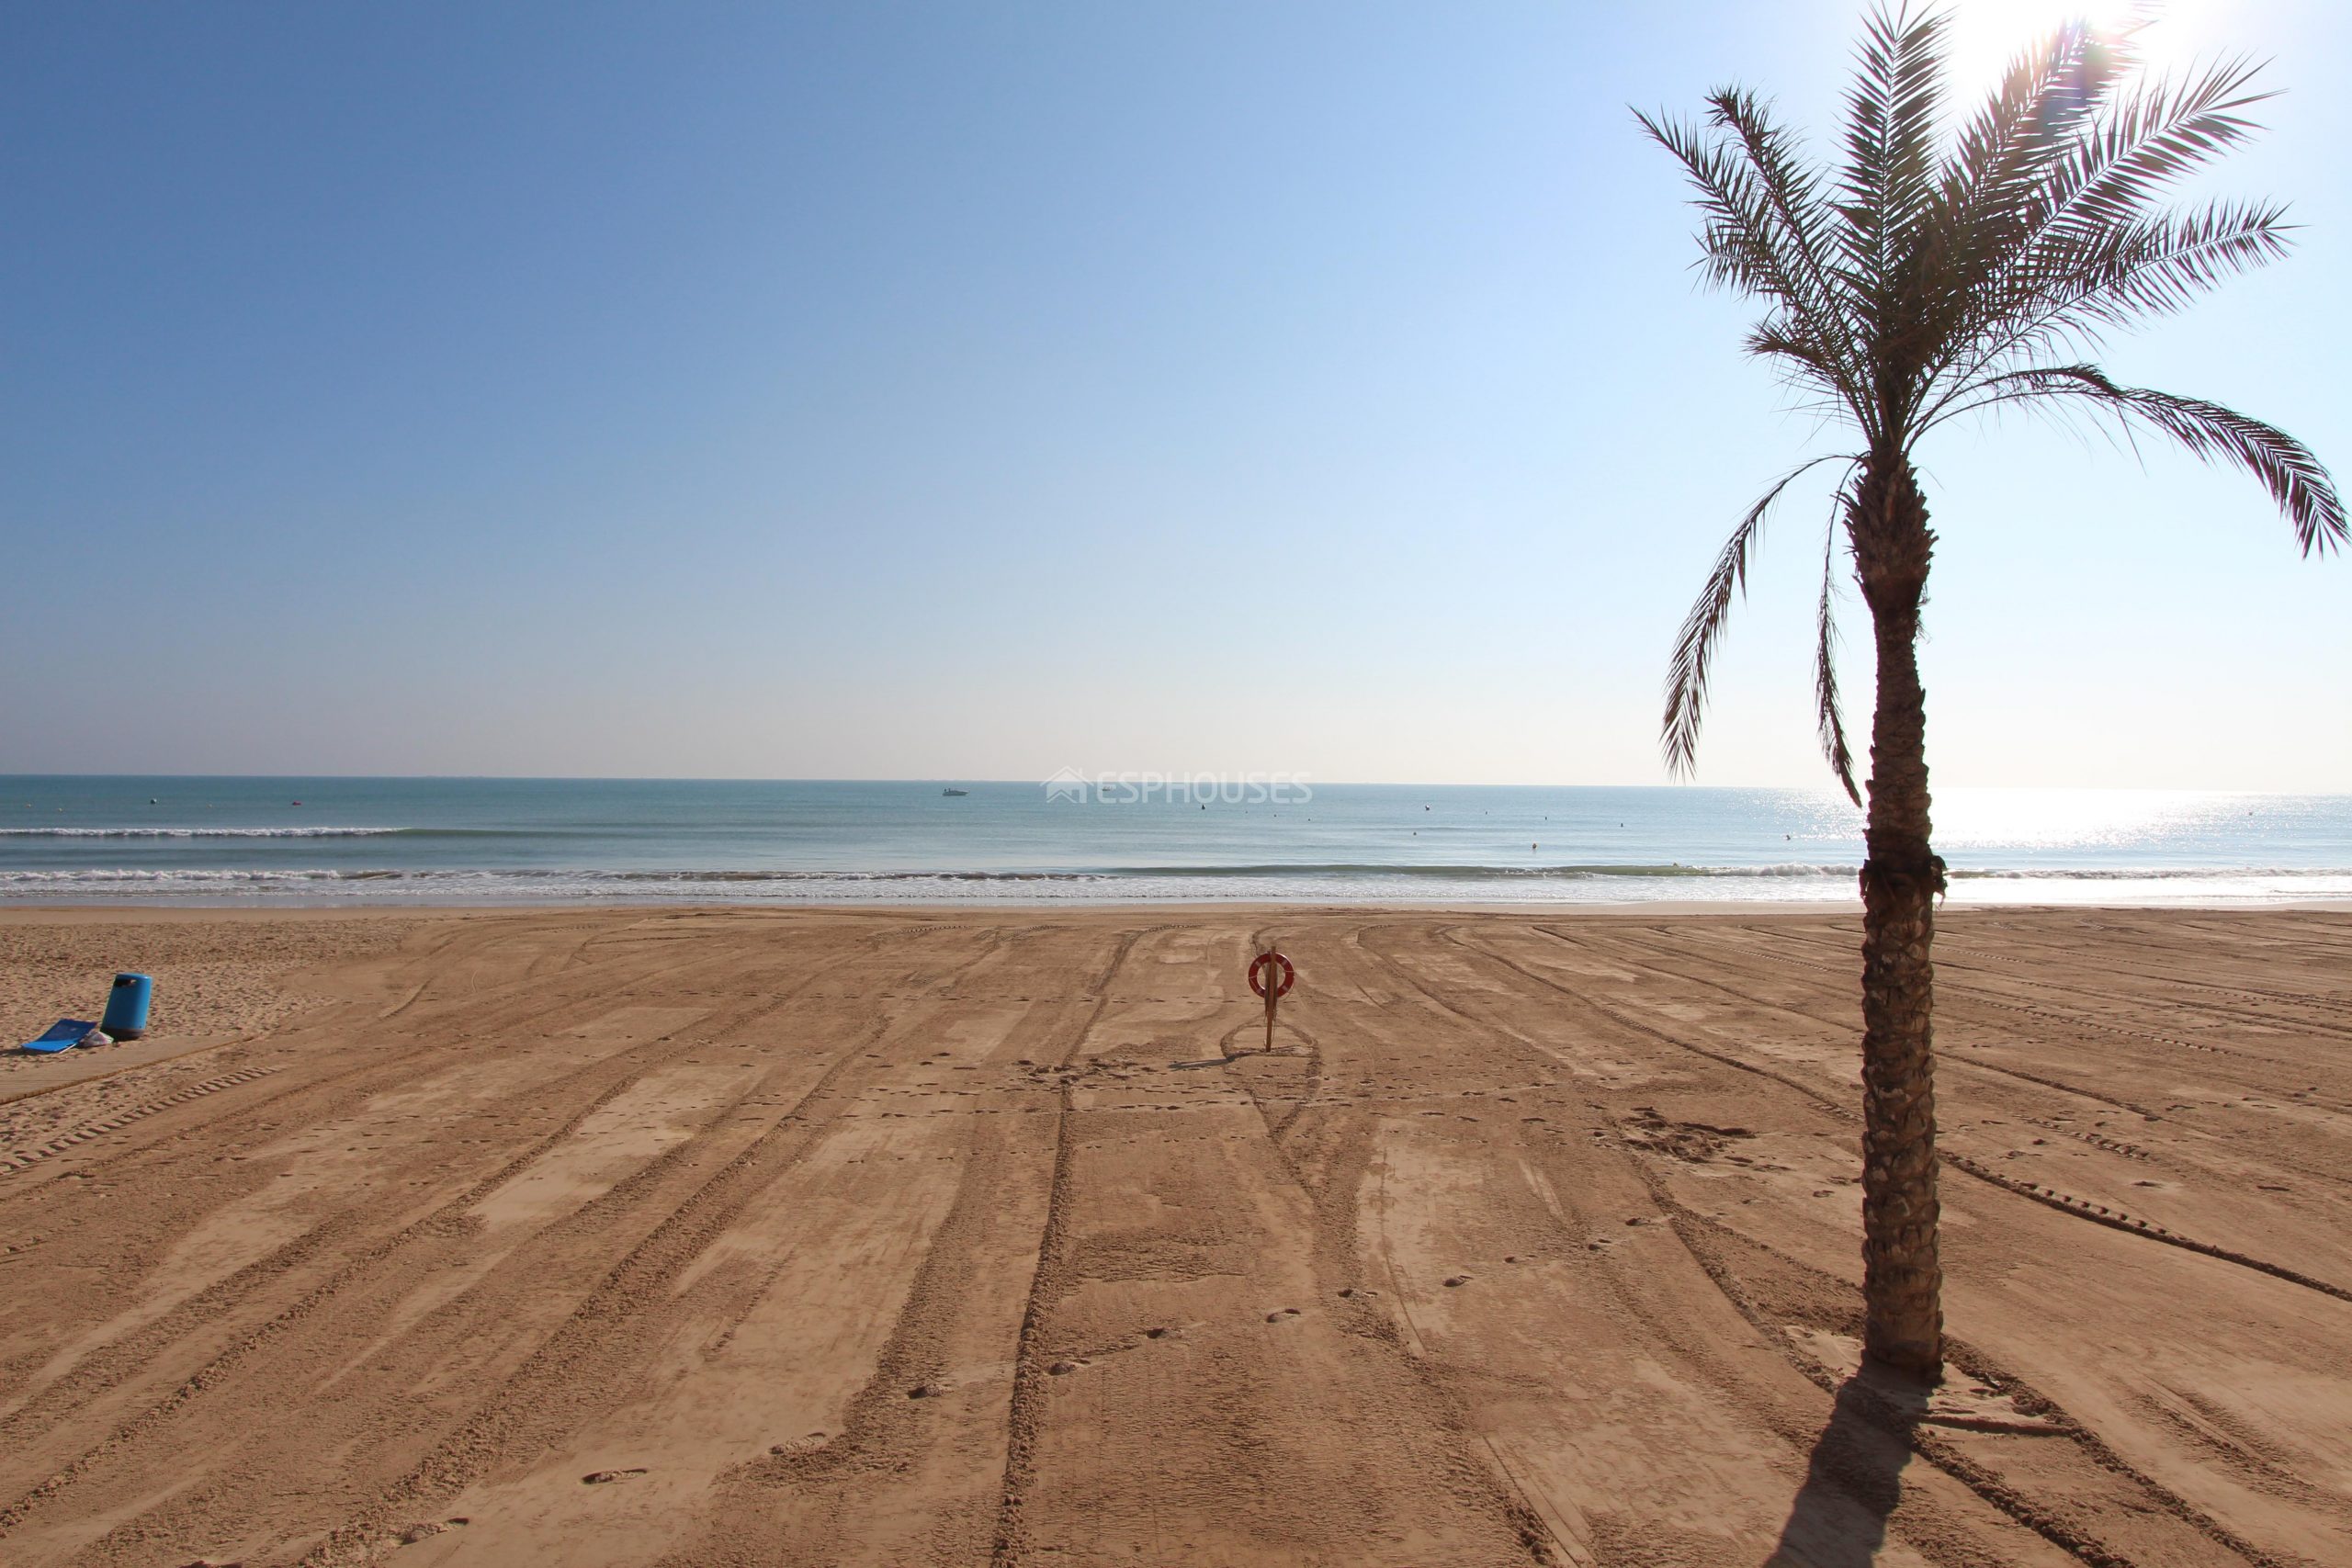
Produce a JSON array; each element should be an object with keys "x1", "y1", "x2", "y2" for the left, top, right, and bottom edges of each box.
[{"x1": 1765, "y1": 1372, "x2": 1924, "y2": 1567}]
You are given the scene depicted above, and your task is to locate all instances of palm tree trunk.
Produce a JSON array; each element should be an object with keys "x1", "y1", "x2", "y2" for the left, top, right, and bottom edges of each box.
[{"x1": 1850, "y1": 452, "x2": 1945, "y2": 1382}]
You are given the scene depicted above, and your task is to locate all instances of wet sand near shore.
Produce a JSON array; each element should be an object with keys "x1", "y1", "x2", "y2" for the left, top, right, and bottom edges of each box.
[{"x1": 2, "y1": 904, "x2": 2349, "y2": 1567}]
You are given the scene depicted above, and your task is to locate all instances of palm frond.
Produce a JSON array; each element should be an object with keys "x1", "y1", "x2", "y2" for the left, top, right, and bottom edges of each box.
[
  {"x1": 2034, "y1": 54, "x2": 2274, "y2": 252},
  {"x1": 1744, "y1": 321, "x2": 1847, "y2": 394},
  {"x1": 1973, "y1": 365, "x2": 2346, "y2": 554},
  {"x1": 1935, "y1": 53, "x2": 2279, "y2": 389},
  {"x1": 1635, "y1": 107, "x2": 1860, "y2": 416},
  {"x1": 1833, "y1": 3, "x2": 1949, "y2": 358},
  {"x1": 1939, "y1": 17, "x2": 2120, "y2": 225},
  {"x1": 2013, "y1": 197, "x2": 2291, "y2": 347},
  {"x1": 1926, "y1": 197, "x2": 2293, "y2": 425},
  {"x1": 1703, "y1": 88, "x2": 1867, "y2": 408},
  {"x1": 1663, "y1": 457, "x2": 1851, "y2": 776},
  {"x1": 1815, "y1": 504, "x2": 1860, "y2": 804},
  {"x1": 1924, "y1": 21, "x2": 2125, "y2": 362}
]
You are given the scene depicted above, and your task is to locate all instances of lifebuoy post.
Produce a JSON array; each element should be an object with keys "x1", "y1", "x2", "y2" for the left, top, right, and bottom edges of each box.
[
  {"x1": 1248, "y1": 944, "x2": 1295, "y2": 1054},
  {"x1": 1261, "y1": 945, "x2": 1278, "y2": 1051}
]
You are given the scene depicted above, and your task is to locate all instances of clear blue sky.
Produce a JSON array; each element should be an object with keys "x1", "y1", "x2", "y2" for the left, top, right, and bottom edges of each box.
[{"x1": 3, "y1": 1, "x2": 2344, "y2": 788}]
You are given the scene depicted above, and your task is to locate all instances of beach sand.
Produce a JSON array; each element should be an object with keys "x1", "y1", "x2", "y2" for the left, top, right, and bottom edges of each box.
[{"x1": 2, "y1": 904, "x2": 2348, "y2": 1567}]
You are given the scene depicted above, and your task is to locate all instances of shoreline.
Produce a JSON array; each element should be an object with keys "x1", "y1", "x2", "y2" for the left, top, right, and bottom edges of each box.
[{"x1": 6, "y1": 893, "x2": 2352, "y2": 921}]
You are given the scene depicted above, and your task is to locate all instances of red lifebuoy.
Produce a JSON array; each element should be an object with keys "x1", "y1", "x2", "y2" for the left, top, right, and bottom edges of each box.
[{"x1": 1248, "y1": 952, "x2": 1295, "y2": 998}]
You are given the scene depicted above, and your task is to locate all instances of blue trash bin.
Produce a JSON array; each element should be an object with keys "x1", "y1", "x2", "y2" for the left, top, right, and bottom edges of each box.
[{"x1": 101, "y1": 972, "x2": 153, "y2": 1040}]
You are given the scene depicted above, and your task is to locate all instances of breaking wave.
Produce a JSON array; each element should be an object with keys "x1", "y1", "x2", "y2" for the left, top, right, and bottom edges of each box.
[{"x1": 0, "y1": 826, "x2": 525, "y2": 840}]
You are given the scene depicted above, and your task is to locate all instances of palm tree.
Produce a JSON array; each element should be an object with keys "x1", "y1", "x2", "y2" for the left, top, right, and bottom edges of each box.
[{"x1": 1641, "y1": 4, "x2": 2343, "y2": 1381}]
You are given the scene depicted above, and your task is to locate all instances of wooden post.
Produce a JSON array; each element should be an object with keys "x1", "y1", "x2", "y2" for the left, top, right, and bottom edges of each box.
[{"x1": 1261, "y1": 943, "x2": 1279, "y2": 1053}]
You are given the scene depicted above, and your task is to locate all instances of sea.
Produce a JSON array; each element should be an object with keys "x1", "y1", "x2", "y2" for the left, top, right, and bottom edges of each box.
[{"x1": 0, "y1": 776, "x2": 2346, "y2": 908}]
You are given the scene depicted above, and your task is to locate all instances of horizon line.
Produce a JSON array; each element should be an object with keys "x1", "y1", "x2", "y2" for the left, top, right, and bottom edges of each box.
[{"x1": 0, "y1": 773, "x2": 2306, "y2": 796}]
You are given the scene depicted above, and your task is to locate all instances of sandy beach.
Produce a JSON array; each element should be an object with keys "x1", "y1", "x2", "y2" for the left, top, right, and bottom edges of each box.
[{"x1": 2, "y1": 905, "x2": 2348, "y2": 1567}]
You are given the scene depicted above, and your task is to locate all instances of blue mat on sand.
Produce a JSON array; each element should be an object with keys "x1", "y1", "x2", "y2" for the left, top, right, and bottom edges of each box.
[{"x1": 19, "y1": 1019, "x2": 100, "y2": 1055}]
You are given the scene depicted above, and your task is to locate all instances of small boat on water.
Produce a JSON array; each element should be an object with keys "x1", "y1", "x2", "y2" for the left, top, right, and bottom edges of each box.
[{"x1": 942, "y1": 788, "x2": 968, "y2": 797}]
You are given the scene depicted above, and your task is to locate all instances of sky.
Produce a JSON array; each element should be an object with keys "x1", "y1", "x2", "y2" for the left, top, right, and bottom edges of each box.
[{"x1": 2, "y1": 0, "x2": 2345, "y2": 790}]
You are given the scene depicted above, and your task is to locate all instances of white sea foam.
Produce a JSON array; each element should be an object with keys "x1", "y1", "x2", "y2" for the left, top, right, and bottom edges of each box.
[{"x1": 0, "y1": 827, "x2": 405, "y2": 839}]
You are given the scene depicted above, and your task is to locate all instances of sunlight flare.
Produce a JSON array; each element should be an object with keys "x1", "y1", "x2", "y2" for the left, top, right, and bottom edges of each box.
[{"x1": 1950, "y1": 0, "x2": 2203, "y2": 86}]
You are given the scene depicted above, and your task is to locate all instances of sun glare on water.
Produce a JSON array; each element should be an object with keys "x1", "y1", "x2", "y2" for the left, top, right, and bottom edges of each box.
[{"x1": 1930, "y1": 787, "x2": 2233, "y2": 852}]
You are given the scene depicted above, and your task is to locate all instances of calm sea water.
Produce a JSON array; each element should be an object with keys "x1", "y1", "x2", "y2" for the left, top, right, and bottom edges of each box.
[{"x1": 1, "y1": 777, "x2": 2347, "y2": 907}]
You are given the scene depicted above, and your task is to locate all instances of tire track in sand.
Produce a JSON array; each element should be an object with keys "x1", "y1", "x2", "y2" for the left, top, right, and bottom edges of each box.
[
  {"x1": 2, "y1": 923, "x2": 988, "y2": 1552},
  {"x1": 987, "y1": 927, "x2": 1150, "y2": 1568},
  {"x1": 1381, "y1": 926, "x2": 2284, "y2": 1568},
  {"x1": 274, "y1": 925, "x2": 1012, "y2": 1567},
  {"x1": 1473, "y1": 928, "x2": 2352, "y2": 1313}
]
